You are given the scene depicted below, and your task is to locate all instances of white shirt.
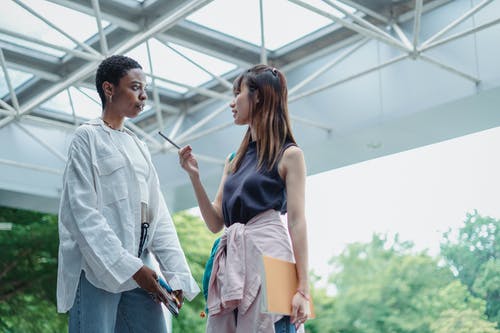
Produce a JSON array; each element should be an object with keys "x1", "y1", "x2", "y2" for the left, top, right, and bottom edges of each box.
[
  {"x1": 110, "y1": 129, "x2": 149, "y2": 203},
  {"x1": 57, "y1": 118, "x2": 200, "y2": 313}
]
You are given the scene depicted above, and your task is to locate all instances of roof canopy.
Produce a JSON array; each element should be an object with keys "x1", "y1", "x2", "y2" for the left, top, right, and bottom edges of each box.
[{"x1": 1, "y1": 0, "x2": 500, "y2": 213}]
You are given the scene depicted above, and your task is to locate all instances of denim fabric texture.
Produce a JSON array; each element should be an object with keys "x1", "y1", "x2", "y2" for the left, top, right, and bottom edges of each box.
[
  {"x1": 69, "y1": 272, "x2": 167, "y2": 333},
  {"x1": 274, "y1": 316, "x2": 296, "y2": 333}
]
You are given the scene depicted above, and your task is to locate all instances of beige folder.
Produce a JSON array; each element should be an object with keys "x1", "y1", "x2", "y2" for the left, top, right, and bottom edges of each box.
[{"x1": 261, "y1": 255, "x2": 315, "y2": 317}]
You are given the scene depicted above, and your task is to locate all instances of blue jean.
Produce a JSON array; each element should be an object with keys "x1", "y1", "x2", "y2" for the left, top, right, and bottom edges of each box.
[
  {"x1": 69, "y1": 272, "x2": 167, "y2": 333},
  {"x1": 274, "y1": 316, "x2": 296, "y2": 333}
]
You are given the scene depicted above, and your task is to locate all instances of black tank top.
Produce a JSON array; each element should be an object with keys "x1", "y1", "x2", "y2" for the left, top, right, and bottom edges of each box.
[{"x1": 222, "y1": 140, "x2": 296, "y2": 227}]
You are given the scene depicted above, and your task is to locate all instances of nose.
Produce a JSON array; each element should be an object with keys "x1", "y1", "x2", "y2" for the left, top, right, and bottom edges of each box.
[
  {"x1": 229, "y1": 99, "x2": 235, "y2": 108},
  {"x1": 140, "y1": 89, "x2": 147, "y2": 101}
]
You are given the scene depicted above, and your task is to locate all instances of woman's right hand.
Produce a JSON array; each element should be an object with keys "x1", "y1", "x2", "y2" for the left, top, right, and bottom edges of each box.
[
  {"x1": 132, "y1": 265, "x2": 168, "y2": 304},
  {"x1": 179, "y1": 145, "x2": 199, "y2": 178}
]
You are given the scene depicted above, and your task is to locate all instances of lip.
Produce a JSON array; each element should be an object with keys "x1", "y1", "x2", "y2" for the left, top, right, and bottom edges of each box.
[{"x1": 136, "y1": 103, "x2": 145, "y2": 110}]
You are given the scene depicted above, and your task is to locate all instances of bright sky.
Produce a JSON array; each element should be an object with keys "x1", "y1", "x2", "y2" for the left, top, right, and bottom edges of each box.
[{"x1": 306, "y1": 126, "x2": 500, "y2": 281}]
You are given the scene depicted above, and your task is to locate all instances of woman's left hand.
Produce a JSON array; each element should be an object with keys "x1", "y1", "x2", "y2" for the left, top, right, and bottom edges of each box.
[{"x1": 290, "y1": 291, "x2": 310, "y2": 329}]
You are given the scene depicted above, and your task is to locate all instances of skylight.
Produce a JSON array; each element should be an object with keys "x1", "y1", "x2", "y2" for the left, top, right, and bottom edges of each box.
[
  {"x1": 39, "y1": 87, "x2": 101, "y2": 120},
  {"x1": 1, "y1": 0, "x2": 110, "y2": 58},
  {"x1": 126, "y1": 39, "x2": 237, "y2": 93},
  {"x1": 0, "y1": 68, "x2": 33, "y2": 99},
  {"x1": 186, "y1": 0, "x2": 355, "y2": 51}
]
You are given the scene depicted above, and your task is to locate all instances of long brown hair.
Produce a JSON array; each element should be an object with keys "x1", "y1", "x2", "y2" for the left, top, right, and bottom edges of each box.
[{"x1": 231, "y1": 64, "x2": 296, "y2": 172}]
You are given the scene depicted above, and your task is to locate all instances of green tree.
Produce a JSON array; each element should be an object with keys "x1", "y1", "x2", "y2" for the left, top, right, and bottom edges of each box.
[
  {"x1": 171, "y1": 210, "x2": 221, "y2": 333},
  {"x1": 441, "y1": 211, "x2": 500, "y2": 324},
  {"x1": 430, "y1": 281, "x2": 499, "y2": 333},
  {"x1": 431, "y1": 308, "x2": 498, "y2": 333},
  {"x1": 0, "y1": 207, "x2": 67, "y2": 332},
  {"x1": 321, "y1": 234, "x2": 497, "y2": 333}
]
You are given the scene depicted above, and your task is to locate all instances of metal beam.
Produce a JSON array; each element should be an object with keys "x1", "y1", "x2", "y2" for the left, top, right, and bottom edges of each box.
[
  {"x1": 15, "y1": 122, "x2": 67, "y2": 162},
  {"x1": 16, "y1": 61, "x2": 100, "y2": 118},
  {"x1": 0, "y1": 48, "x2": 19, "y2": 115},
  {"x1": 146, "y1": 40, "x2": 164, "y2": 131},
  {"x1": 114, "y1": 0, "x2": 214, "y2": 55},
  {"x1": 46, "y1": 0, "x2": 140, "y2": 31},
  {"x1": 175, "y1": 120, "x2": 233, "y2": 147},
  {"x1": 0, "y1": 0, "x2": 211, "y2": 130},
  {"x1": 0, "y1": 109, "x2": 14, "y2": 116},
  {"x1": 289, "y1": 37, "x2": 369, "y2": 95},
  {"x1": 259, "y1": 0, "x2": 268, "y2": 64},
  {"x1": 6, "y1": 61, "x2": 61, "y2": 82},
  {"x1": 174, "y1": 103, "x2": 228, "y2": 142},
  {"x1": 0, "y1": 48, "x2": 20, "y2": 113},
  {"x1": 420, "y1": 16, "x2": 500, "y2": 52},
  {"x1": 66, "y1": 88, "x2": 78, "y2": 126},
  {"x1": 337, "y1": 0, "x2": 389, "y2": 24},
  {"x1": 0, "y1": 116, "x2": 15, "y2": 128},
  {"x1": 12, "y1": 0, "x2": 102, "y2": 56},
  {"x1": 148, "y1": 74, "x2": 232, "y2": 101},
  {"x1": 420, "y1": 0, "x2": 494, "y2": 49},
  {"x1": 321, "y1": 0, "x2": 405, "y2": 51},
  {"x1": 391, "y1": 23, "x2": 413, "y2": 51},
  {"x1": 290, "y1": 0, "x2": 409, "y2": 53},
  {"x1": 419, "y1": 54, "x2": 480, "y2": 84},
  {"x1": 0, "y1": 157, "x2": 63, "y2": 175},
  {"x1": 169, "y1": 112, "x2": 186, "y2": 139},
  {"x1": 161, "y1": 41, "x2": 234, "y2": 90},
  {"x1": 0, "y1": 27, "x2": 103, "y2": 62},
  {"x1": 91, "y1": 0, "x2": 109, "y2": 56},
  {"x1": 290, "y1": 114, "x2": 333, "y2": 132},
  {"x1": 412, "y1": 0, "x2": 424, "y2": 51},
  {"x1": 289, "y1": 54, "x2": 409, "y2": 102}
]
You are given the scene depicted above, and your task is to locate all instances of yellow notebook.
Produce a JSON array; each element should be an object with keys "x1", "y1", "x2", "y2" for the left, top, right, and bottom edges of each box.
[{"x1": 261, "y1": 255, "x2": 315, "y2": 318}]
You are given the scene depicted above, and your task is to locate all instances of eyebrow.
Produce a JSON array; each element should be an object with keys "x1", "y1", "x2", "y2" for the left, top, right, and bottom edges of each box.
[{"x1": 130, "y1": 80, "x2": 148, "y2": 88}]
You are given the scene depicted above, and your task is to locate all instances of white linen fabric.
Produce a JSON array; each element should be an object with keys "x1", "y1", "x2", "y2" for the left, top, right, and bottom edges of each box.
[{"x1": 57, "y1": 118, "x2": 200, "y2": 313}]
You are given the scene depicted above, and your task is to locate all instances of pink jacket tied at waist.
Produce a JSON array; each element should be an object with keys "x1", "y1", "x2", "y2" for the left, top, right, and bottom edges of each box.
[{"x1": 207, "y1": 209, "x2": 295, "y2": 316}]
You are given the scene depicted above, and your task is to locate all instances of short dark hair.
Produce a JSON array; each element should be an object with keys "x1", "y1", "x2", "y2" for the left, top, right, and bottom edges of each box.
[{"x1": 95, "y1": 55, "x2": 142, "y2": 108}]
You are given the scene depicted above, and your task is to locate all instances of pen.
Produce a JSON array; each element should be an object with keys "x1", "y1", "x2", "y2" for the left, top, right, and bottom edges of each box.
[{"x1": 158, "y1": 131, "x2": 181, "y2": 149}]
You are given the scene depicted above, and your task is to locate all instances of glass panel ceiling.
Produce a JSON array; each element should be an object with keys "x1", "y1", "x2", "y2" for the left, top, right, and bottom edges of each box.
[
  {"x1": 40, "y1": 87, "x2": 102, "y2": 120},
  {"x1": 0, "y1": 0, "x2": 355, "y2": 122},
  {"x1": 0, "y1": 68, "x2": 33, "y2": 99},
  {"x1": 186, "y1": 0, "x2": 356, "y2": 51},
  {"x1": 1, "y1": 0, "x2": 110, "y2": 58},
  {"x1": 126, "y1": 39, "x2": 237, "y2": 91}
]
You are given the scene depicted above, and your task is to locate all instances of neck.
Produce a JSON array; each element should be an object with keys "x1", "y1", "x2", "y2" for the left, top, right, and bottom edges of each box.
[{"x1": 102, "y1": 110, "x2": 124, "y2": 131}]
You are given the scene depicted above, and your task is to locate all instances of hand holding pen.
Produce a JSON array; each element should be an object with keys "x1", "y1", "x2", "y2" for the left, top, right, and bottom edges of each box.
[{"x1": 158, "y1": 131, "x2": 199, "y2": 178}]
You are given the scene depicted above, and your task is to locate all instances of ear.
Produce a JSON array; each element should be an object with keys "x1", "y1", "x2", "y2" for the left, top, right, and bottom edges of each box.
[{"x1": 102, "y1": 81, "x2": 114, "y2": 98}]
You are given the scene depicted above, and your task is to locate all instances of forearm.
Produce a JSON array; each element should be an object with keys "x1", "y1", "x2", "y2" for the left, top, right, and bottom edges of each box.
[
  {"x1": 189, "y1": 174, "x2": 224, "y2": 233},
  {"x1": 288, "y1": 219, "x2": 309, "y2": 293}
]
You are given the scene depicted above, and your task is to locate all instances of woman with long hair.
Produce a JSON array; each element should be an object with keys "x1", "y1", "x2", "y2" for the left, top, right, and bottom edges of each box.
[{"x1": 179, "y1": 64, "x2": 309, "y2": 332}]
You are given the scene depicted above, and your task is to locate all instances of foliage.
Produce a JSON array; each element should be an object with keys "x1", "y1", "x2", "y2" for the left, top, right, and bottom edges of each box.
[
  {"x1": 171, "y1": 210, "x2": 221, "y2": 333},
  {"x1": 431, "y1": 308, "x2": 499, "y2": 333},
  {"x1": 429, "y1": 281, "x2": 498, "y2": 333},
  {"x1": 305, "y1": 233, "x2": 499, "y2": 333},
  {"x1": 0, "y1": 207, "x2": 67, "y2": 332},
  {"x1": 440, "y1": 211, "x2": 500, "y2": 324}
]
